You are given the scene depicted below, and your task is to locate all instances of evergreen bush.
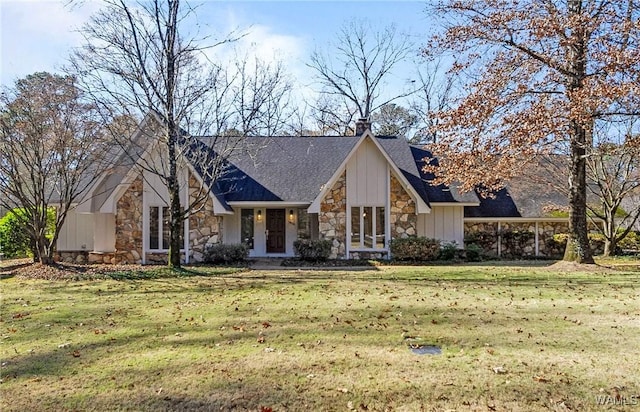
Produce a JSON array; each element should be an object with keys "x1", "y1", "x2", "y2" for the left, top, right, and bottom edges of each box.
[{"x1": 293, "y1": 239, "x2": 332, "y2": 261}]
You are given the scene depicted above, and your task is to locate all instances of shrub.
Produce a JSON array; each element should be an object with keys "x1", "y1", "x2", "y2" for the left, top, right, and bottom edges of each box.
[
  {"x1": 0, "y1": 209, "x2": 32, "y2": 258},
  {"x1": 464, "y1": 230, "x2": 496, "y2": 253},
  {"x1": 390, "y1": 237, "x2": 441, "y2": 261},
  {"x1": 546, "y1": 233, "x2": 606, "y2": 256},
  {"x1": 618, "y1": 230, "x2": 640, "y2": 251},
  {"x1": 293, "y1": 239, "x2": 332, "y2": 261},
  {"x1": 464, "y1": 243, "x2": 483, "y2": 262},
  {"x1": 438, "y1": 241, "x2": 459, "y2": 261},
  {"x1": 203, "y1": 243, "x2": 248, "y2": 264}
]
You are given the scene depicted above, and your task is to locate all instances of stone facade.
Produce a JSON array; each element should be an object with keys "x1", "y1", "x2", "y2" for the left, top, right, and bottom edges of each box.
[
  {"x1": 349, "y1": 251, "x2": 386, "y2": 260},
  {"x1": 464, "y1": 221, "x2": 571, "y2": 258},
  {"x1": 114, "y1": 175, "x2": 143, "y2": 264},
  {"x1": 389, "y1": 173, "x2": 416, "y2": 240},
  {"x1": 188, "y1": 173, "x2": 222, "y2": 262},
  {"x1": 319, "y1": 172, "x2": 347, "y2": 259},
  {"x1": 55, "y1": 250, "x2": 89, "y2": 264}
]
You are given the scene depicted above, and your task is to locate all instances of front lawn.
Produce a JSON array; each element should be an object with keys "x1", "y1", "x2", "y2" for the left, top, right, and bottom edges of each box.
[{"x1": 1, "y1": 262, "x2": 639, "y2": 411}]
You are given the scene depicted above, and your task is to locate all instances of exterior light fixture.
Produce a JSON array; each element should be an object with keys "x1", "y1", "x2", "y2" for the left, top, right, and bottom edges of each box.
[
  {"x1": 257, "y1": 210, "x2": 262, "y2": 222},
  {"x1": 289, "y1": 209, "x2": 295, "y2": 224}
]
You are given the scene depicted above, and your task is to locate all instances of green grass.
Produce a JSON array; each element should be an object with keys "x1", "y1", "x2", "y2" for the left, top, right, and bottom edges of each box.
[{"x1": 1, "y1": 263, "x2": 639, "y2": 411}]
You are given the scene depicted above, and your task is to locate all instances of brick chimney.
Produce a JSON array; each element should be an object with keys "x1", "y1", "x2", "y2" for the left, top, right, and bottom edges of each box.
[{"x1": 355, "y1": 118, "x2": 371, "y2": 136}]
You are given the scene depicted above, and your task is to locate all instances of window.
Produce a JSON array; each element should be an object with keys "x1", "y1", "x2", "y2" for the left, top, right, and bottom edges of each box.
[
  {"x1": 351, "y1": 206, "x2": 386, "y2": 249},
  {"x1": 149, "y1": 206, "x2": 183, "y2": 251},
  {"x1": 241, "y1": 209, "x2": 254, "y2": 249}
]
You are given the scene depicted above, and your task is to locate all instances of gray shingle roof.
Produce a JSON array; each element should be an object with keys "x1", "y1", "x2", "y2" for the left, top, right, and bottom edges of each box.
[
  {"x1": 201, "y1": 136, "x2": 359, "y2": 203},
  {"x1": 200, "y1": 135, "x2": 446, "y2": 206}
]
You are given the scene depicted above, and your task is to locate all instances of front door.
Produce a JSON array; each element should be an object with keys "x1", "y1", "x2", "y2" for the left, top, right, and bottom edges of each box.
[{"x1": 266, "y1": 209, "x2": 286, "y2": 253}]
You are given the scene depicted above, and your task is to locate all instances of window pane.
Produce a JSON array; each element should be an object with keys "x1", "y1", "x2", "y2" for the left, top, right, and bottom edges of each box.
[
  {"x1": 241, "y1": 209, "x2": 254, "y2": 249},
  {"x1": 149, "y1": 206, "x2": 159, "y2": 250},
  {"x1": 162, "y1": 207, "x2": 170, "y2": 250},
  {"x1": 297, "y1": 208, "x2": 309, "y2": 238},
  {"x1": 351, "y1": 207, "x2": 360, "y2": 248},
  {"x1": 363, "y1": 206, "x2": 373, "y2": 248},
  {"x1": 376, "y1": 207, "x2": 385, "y2": 248}
]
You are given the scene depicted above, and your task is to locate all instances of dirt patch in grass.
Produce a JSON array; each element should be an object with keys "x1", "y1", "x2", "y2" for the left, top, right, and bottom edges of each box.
[
  {"x1": 1, "y1": 260, "x2": 246, "y2": 281},
  {"x1": 546, "y1": 260, "x2": 621, "y2": 273},
  {"x1": 11, "y1": 262, "x2": 157, "y2": 280}
]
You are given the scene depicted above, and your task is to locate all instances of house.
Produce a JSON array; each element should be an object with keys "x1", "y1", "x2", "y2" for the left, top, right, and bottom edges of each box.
[
  {"x1": 55, "y1": 115, "x2": 580, "y2": 264},
  {"x1": 57, "y1": 116, "x2": 596, "y2": 264}
]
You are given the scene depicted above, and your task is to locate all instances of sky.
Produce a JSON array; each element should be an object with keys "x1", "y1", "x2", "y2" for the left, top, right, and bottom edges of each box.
[{"x1": 0, "y1": 1, "x2": 434, "y2": 90}]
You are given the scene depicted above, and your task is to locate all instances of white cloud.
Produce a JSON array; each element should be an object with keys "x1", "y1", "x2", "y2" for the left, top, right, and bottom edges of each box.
[{"x1": 1, "y1": 0, "x2": 99, "y2": 85}]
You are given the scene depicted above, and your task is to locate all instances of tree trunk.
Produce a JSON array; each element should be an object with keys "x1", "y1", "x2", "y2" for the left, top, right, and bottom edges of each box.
[
  {"x1": 166, "y1": 0, "x2": 181, "y2": 269},
  {"x1": 563, "y1": 122, "x2": 595, "y2": 264},
  {"x1": 167, "y1": 128, "x2": 182, "y2": 269},
  {"x1": 35, "y1": 234, "x2": 54, "y2": 265},
  {"x1": 563, "y1": 0, "x2": 595, "y2": 265}
]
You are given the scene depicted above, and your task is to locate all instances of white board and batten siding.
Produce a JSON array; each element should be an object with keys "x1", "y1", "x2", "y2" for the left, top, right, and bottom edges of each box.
[
  {"x1": 346, "y1": 139, "x2": 388, "y2": 205},
  {"x1": 417, "y1": 206, "x2": 465, "y2": 247},
  {"x1": 57, "y1": 209, "x2": 95, "y2": 251}
]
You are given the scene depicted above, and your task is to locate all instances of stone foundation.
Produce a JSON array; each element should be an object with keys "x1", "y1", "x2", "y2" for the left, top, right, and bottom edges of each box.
[
  {"x1": 55, "y1": 251, "x2": 89, "y2": 264},
  {"x1": 144, "y1": 252, "x2": 184, "y2": 265},
  {"x1": 55, "y1": 251, "x2": 142, "y2": 265},
  {"x1": 319, "y1": 172, "x2": 347, "y2": 259},
  {"x1": 349, "y1": 251, "x2": 387, "y2": 260}
]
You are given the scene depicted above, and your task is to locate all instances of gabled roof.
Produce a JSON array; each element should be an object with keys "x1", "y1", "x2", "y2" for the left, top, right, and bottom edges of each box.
[
  {"x1": 410, "y1": 146, "x2": 480, "y2": 205},
  {"x1": 80, "y1": 117, "x2": 475, "y2": 214},
  {"x1": 464, "y1": 156, "x2": 569, "y2": 218},
  {"x1": 199, "y1": 135, "x2": 359, "y2": 203},
  {"x1": 201, "y1": 133, "x2": 447, "y2": 212}
]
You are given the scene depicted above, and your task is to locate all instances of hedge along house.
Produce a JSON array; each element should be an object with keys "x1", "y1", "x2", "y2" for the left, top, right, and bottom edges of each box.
[{"x1": 55, "y1": 117, "x2": 481, "y2": 264}]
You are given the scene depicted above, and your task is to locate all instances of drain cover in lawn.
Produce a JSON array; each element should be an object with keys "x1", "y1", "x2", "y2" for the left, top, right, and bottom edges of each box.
[{"x1": 409, "y1": 344, "x2": 442, "y2": 355}]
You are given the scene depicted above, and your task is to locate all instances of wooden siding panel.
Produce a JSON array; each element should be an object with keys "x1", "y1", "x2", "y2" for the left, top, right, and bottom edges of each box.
[
  {"x1": 347, "y1": 139, "x2": 387, "y2": 206},
  {"x1": 417, "y1": 206, "x2": 465, "y2": 246},
  {"x1": 57, "y1": 209, "x2": 94, "y2": 251}
]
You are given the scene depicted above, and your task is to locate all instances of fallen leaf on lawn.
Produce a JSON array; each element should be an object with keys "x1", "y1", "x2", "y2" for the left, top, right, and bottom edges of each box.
[
  {"x1": 534, "y1": 375, "x2": 549, "y2": 383},
  {"x1": 257, "y1": 336, "x2": 265, "y2": 344},
  {"x1": 493, "y1": 366, "x2": 507, "y2": 374},
  {"x1": 262, "y1": 321, "x2": 271, "y2": 328},
  {"x1": 260, "y1": 407, "x2": 272, "y2": 412},
  {"x1": 72, "y1": 350, "x2": 81, "y2": 357},
  {"x1": 337, "y1": 387, "x2": 349, "y2": 393}
]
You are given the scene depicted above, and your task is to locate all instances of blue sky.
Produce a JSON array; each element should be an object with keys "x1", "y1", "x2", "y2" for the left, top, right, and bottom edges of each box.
[{"x1": 1, "y1": 1, "x2": 433, "y2": 88}]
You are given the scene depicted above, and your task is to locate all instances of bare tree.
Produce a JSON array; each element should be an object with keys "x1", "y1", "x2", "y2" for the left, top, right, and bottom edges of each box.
[
  {"x1": 0, "y1": 72, "x2": 109, "y2": 264},
  {"x1": 70, "y1": 0, "x2": 240, "y2": 268},
  {"x1": 229, "y1": 53, "x2": 293, "y2": 136},
  {"x1": 309, "y1": 95, "x2": 359, "y2": 136},
  {"x1": 371, "y1": 103, "x2": 418, "y2": 139},
  {"x1": 409, "y1": 59, "x2": 455, "y2": 144},
  {"x1": 308, "y1": 20, "x2": 414, "y2": 133},
  {"x1": 586, "y1": 120, "x2": 640, "y2": 256},
  {"x1": 425, "y1": 0, "x2": 640, "y2": 263}
]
